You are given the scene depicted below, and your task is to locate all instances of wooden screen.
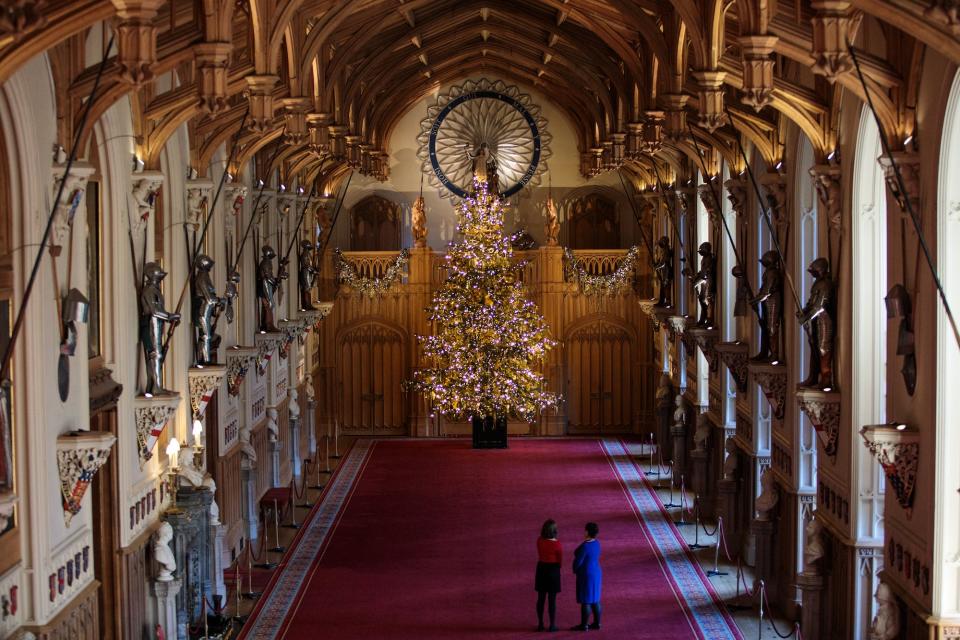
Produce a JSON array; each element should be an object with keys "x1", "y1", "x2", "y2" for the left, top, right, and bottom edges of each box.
[
  {"x1": 566, "y1": 320, "x2": 635, "y2": 433},
  {"x1": 337, "y1": 322, "x2": 406, "y2": 435},
  {"x1": 567, "y1": 193, "x2": 620, "y2": 249},
  {"x1": 350, "y1": 196, "x2": 401, "y2": 251}
]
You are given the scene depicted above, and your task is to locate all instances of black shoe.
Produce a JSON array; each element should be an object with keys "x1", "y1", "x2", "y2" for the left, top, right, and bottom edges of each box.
[
  {"x1": 537, "y1": 624, "x2": 545, "y2": 632},
  {"x1": 548, "y1": 625, "x2": 558, "y2": 632},
  {"x1": 588, "y1": 623, "x2": 601, "y2": 630},
  {"x1": 571, "y1": 624, "x2": 589, "y2": 631}
]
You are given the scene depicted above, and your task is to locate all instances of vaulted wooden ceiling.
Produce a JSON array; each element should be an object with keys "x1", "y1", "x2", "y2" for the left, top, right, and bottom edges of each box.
[{"x1": 3, "y1": 0, "x2": 954, "y2": 190}]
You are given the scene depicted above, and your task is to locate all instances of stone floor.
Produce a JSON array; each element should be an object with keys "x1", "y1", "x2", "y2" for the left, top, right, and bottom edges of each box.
[{"x1": 224, "y1": 436, "x2": 795, "y2": 639}]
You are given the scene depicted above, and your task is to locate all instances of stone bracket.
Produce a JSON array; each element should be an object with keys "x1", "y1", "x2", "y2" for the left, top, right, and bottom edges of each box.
[
  {"x1": 748, "y1": 362, "x2": 787, "y2": 420},
  {"x1": 184, "y1": 176, "x2": 214, "y2": 231},
  {"x1": 861, "y1": 424, "x2": 919, "y2": 518},
  {"x1": 638, "y1": 299, "x2": 673, "y2": 332},
  {"x1": 255, "y1": 331, "x2": 285, "y2": 376},
  {"x1": 687, "y1": 327, "x2": 720, "y2": 372},
  {"x1": 56, "y1": 430, "x2": 116, "y2": 525},
  {"x1": 187, "y1": 365, "x2": 226, "y2": 419},
  {"x1": 278, "y1": 319, "x2": 307, "y2": 360},
  {"x1": 224, "y1": 346, "x2": 257, "y2": 397},
  {"x1": 134, "y1": 393, "x2": 181, "y2": 464},
  {"x1": 715, "y1": 341, "x2": 749, "y2": 391},
  {"x1": 878, "y1": 150, "x2": 920, "y2": 219},
  {"x1": 130, "y1": 171, "x2": 164, "y2": 235},
  {"x1": 51, "y1": 160, "x2": 96, "y2": 246},
  {"x1": 797, "y1": 388, "x2": 841, "y2": 457}
]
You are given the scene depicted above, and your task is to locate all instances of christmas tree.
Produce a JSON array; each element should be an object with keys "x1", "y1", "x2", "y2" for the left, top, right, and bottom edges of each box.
[{"x1": 414, "y1": 179, "x2": 557, "y2": 422}]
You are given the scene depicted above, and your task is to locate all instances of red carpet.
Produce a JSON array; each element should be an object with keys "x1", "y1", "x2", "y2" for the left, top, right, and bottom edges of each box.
[{"x1": 241, "y1": 439, "x2": 742, "y2": 639}]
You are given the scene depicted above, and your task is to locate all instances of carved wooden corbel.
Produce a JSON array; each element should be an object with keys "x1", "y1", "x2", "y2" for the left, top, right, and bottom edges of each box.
[
  {"x1": 642, "y1": 112, "x2": 665, "y2": 154},
  {"x1": 0, "y1": 0, "x2": 47, "y2": 42},
  {"x1": 749, "y1": 362, "x2": 787, "y2": 419},
  {"x1": 130, "y1": 171, "x2": 164, "y2": 235},
  {"x1": 224, "y1": 345, "x2": 257, "y2": 397},
  {"x1": 739, "y1": 35, "x2": 779, "y2": 111},
  {"x1": 878, "y1": 150, "x2": 920, "y2": 221},
  {"x1": 185, "y1": 176, "x2": 214, "y2": 231},
  {"x1": 691, "y1": 70, "x2": 728, "y2": 132},
  {"x1": 687, "y1": 326, "x2": 720, "y2": 372},
  {"x1": 51, "y1": 159, "x2": 95, "y2": 245},
  {"x1": 715, "y1": 341, "x2": 749, "y2": 391},
  {"x1": 810, "y1": 0, "x2": 857, "y2": 82},
  {"x1": 796, "y1": 388, "x2": 841, "y2": 457},
  {"x1": 56, "y1": 430, "x2": 116, "y2": 525},
  {"x1": 724, "y1": 176, "x2": 749, "y2": 218},
  {"x1": 660, "y1": 94, "x2": 689, "y2": 140},
  {"x1": 246, "y1": 74, "x2": 280, "y2": 132},
  {"x1": 134, "y1": 393, "x2": 181, "y2": 464},
  {"x1": 195, "y1": 42, "x2": 232, "y2": 115},
  {"x1": 188, "y1": 365, "x2": 226, "y2": 419},
  {"x1": 111, "y1": 0, "x2": 165, "y2": 85},
  {"x1": 282, "y1": 98, "x2": 313, "y2": 145},
  {"x1": 626, "y1": 122, "x2": 643, "y2": 159},
  {"x1": 810, "y1": 163, "x2": 843, "y2": 231},
  {"x1": 254, "y1": 331, "x2": 285, "y2": 376},
  {"x1": 861, "y1": 424, "x2": 918, "y2": 517},
  {"x1": 759, "y1": 173, "x2": 788, "y2": 232}
]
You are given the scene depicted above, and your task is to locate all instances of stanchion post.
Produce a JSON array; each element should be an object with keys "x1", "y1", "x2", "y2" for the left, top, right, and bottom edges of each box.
[
  {"x1": 663, "y1": 459, "x2": 681, "y2": 508},
  {"x1": 707, "y1": 517, "x2": 729, "y2": 577},
  {"x1": 689, "y1": 495, "x2": 708, "y2": 549},
  {"x1": 284, "y1": 482, "x2": 301, "y2": 529},
  {"x1": 243, "y1": 542, "x2": 264, "y2": 598},
  {"x1": 311, "y1": 442, "x2": 326, "y2": 490},
  {"x1": 757, "y1": 581, "x2": 765, "y2": 640},
  {"x1": 645, "y1": 432, "x2": 658, "y2": 477},
  {"x1": 674, "y1": 475, "x2": 692, "y2": 526},
  {"x1": 297, "y1": 461, "x2": 315, "y2": 508},
  {"x1": 268, "y1": 499, "x2": 286, "y2": 553},
  {"x1": 331, "y1": 420, "x2": 341, "y2": 459}
]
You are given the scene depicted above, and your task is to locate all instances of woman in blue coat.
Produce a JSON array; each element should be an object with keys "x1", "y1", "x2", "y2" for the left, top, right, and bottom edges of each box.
[{"x1": 571, "y1": 522, "x2": 602, "y2": 631}]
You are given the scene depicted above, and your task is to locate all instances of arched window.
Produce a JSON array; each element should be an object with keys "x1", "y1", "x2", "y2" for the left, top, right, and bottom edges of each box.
[
  {"x1": 934, "y1": 69, "x2": 960, "y2": 623},
  {"x1": 351, "y1": 196, "x2": 401, "y2": 251},
  {"x1": 567, "y1": 193, "x2": 620, "y2": 249}
]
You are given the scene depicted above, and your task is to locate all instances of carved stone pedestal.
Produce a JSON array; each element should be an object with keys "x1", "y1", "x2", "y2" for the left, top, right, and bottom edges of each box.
[
  {"x1": 305, "y1": 400, "x2": 317, "y2": 459},
  {"x1": 796, "y1": 389, "x2": 841, "y2": 458},
  {"x1": 165, "y1": 487, "x2": 214, "y2": 639},
  {"x1": 270, "y1": 440, "x2": 282, "y2": 488},
  {"x1": 751, "y1": 518, "x2": 776, "y2": 589},
  {"x1": 715, "y1": 341, "x2": 749, "y2": 392},
  {"x1": 151, "y1": 577, "x2": 181, "y2": 640},
  {"x1": 690, "y1": 449, "x2": 711, "y2": 517},
  {"x1": 210, "y1": 523, "x2": 227, "y2": 602},
  {"x1": 671, "y1": 424, "x2": 687, "y2": 480},
  {"x1": 717, "y1": 478, "x2": 739, "y2": 548},
  {"x1": 290, "y1": 414, "x2": 303, "y2": 481},
  {"x1": 686, "y1": 327, "x2": 719, "y2": 372},
  {"x1": 797, "y1": 571, "x2": 824, "y2": 639},
  {"x1": 241, "y1": 467, "x2": 259, "y2": 543}
]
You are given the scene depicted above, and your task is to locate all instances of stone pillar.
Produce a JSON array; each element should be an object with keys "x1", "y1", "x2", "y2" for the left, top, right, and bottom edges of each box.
[
  {"x1": 797, "y1": 571, "x2": 824, "y2": 639},
  {"x1": 241, "y1": 466, "x2": 259, "y2": 543},
  {"x1": 270, "y1": 440, "x2": 281, "y2": 488},
  {"x1": 751, "y1": 518, "x2": 776, "y2": 588},
  {"x1": 306, "y1": 399, "x2": 317, "y2": 459},
  {"x1": 210, "y1": 523, "x2": 227, "y2": 602},
  {"x1": 151, "y1": 578, "x2": 181, "y2": 640},
  {"x1": 289, "y1": 415, "x2": 302, "y2": 481}
]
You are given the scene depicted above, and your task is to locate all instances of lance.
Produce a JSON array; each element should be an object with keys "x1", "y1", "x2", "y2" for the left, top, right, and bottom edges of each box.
[
  {"x1": 648, "y1": 160, "x2": 698, "y2": 275},
  {"x1": 228, "y1": 132, "x2": 287, "y2": 277},
  {"x1": 684, "y1": 122, "x2": 763, "y2": 323},
  {"x1": 0, "y1": 34, "x2": 115, "y2": 382},
  {"x1": 277, "y1": 187, "x2": 316, "y2": 304},
  {"x1": 159, "y1": 107, "x2": 250, "y2": 362},
  {"x1": 316, "y1": 171, "x2": 354, "y2": 260},
  {"x1": 615, "y1": 168, "x2": 657, "y2": 269},
  {"x1": 847, "y1": 42, "x2": 960, "y2": 351},
  {"x1": 715, "y1": 107, "x2": 808, "y2": 330}
]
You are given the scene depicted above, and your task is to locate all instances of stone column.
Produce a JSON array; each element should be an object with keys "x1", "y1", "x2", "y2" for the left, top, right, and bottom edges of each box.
[
  {"x1": 151, "y1": 578, "x2": 181, "y2": 640},
  {"x1": 241, "y1": 465, "x2": 259, "y2": 543},
  {"x1": 270, "y1": 440, "x2": 281, "y2": 488},
  {"x1": 210, "y1": 522, "x2": 227, "y2": 603},
  {"x1": 797, "y1": 571, "x2": 824, "y2": 639},
  {"x1": 306, "y1": 399, "x2": 317, "y2": 459},
  {"x1": 289, "y1": 415, "x2": 302, "y2": 482}
]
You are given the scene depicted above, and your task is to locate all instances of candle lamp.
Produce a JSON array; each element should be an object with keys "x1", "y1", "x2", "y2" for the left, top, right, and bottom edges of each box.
[
  {"x1": 192, "y1": 418, "x2": 205, "y2": 460},
  {"x1": 165, "y1": 438, "x2": 183, "y2": 513}
]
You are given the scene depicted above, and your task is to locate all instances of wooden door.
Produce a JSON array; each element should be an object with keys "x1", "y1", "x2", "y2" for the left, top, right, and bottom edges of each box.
[
  {"x1": 566, "y1": 320, "x2": 635, "y2": 433},
  {"x1": 337, "y1": 322, "x2": 407, "y2": 435}
]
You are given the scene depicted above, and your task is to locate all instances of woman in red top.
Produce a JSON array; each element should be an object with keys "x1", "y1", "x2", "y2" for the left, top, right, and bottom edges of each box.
[{"x1": 535, "y1": 519, "x2": 562, "y2": 632}]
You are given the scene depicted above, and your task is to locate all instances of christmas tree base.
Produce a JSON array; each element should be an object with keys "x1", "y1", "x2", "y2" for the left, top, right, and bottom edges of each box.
[{"x1": 472, "y1": 415, "x2": 508, "y2": 449}]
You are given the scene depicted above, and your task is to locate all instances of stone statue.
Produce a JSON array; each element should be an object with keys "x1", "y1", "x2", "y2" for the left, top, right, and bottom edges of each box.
[
  {"x1": 298, "y1": 240, "x2": 318, "y2": 311},
  {"x1": 139, "y1": 262, "x2": 180, "y2": 396},
  {"x1": 693, "y1": 412, "x2": 711, "y2": 452},
  {"x1": 132, "y1": 180, "x2": 157, "y2": 223},
  {"x1": 257, "y1": 245, "x2": 280, "y2": 332},
  {"x1": 175, "y1": 447, "x2": 205, "y2": 488},
  {"x1": 803, "y1": 517, "x2": 825, "y2": 570},
  {"x1": 154, "y1": 521, "x2": 176, "y2": 581},
  {"x1": 797, "y1": 257, "x2": 836, "y2": 389},
  {"x1": 869, "y1": 583, "x2": 900, "y2": 640},
  {"x1": 202, "y1": 474, "x2": 219, "y2": 525},
  {"x1": 544, "y1": 197, "x2": 560, "y2": 247},
  {"x1": 192, "y1": 254, "x2": 225, "y2": 365},
  {"x1": 691, "y1": 242, "x2": 717, "y2": 328},
  {"x1": 750, "y1": 250, "x2": 784, "y2": 363},
  {"x1": 224, "y1": 269, "x2": 240, "y2": 325},
  {"x1": 671, "y1": 395, "x2": 688, "y2": 431},
  {"x1": 653, "y1": 236, "x2": 674, "y2": 308},
  {"x1": 755, "y1": 468, "x2": 780, "y2": 520},
  {"x1": 238, "y1": 423, "x2": 257, "y2": 468},
  {"x1": 266, "y1": 407, "x2": 279, "y2": 442},
  {"x1": 288, "y1": 388, "x2": 300, "y2": 420},
  {"x1": 412, "y1": 196, "x2": 428, "y2": 248},
  {"x1": 305, "y1": 374, "x2": 315, "y2": 404},
  {"x1": 722, "y1": 438, "x2": 739, "y2": 479}
]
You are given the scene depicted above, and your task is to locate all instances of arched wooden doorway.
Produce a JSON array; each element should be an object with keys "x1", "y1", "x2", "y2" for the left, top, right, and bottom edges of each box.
[
  {"x1": 351, "y1": 195, "x2": 401, "y2": 251},
  {"x1": 336, "y1": 321, "x2": 408, "y2": 435},
  {"x1": 565, "y1": 318, "x2": 637, "y2": 434}
]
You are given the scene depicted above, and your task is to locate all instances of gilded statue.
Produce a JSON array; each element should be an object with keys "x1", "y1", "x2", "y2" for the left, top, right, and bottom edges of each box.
[
  {"x1": 750, "y1": 250, "x2": 784, "y2": 363},
  {"x1": 192, "y1": 254, "x2": 225, "y2": 365},
  {"x1": 139, "y1": 262, "x2": 180, "y2": 396},
  {"x1": 653, "y1": 236, "x2": 674, "y2": 308},
  {"x1": 544, "y1": 197, "x2": 560, "y2": 247},
  {"x1": 257, "y1": 245, "x2": 280, "y2": 332},
  {"x1": 797, "y1": 257, "x2": 836, "y2": 389},
  {"x1": 691, "y1": 242, "x2": 717, "y2": 328},
  {"x1": 412, "y1": 196, "x2": 427, "y2": 247}
]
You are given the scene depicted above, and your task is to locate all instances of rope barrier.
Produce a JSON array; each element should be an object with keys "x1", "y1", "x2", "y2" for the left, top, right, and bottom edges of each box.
[{"x1": 760, "y1": 583, "x2": 803, "y2": 639}]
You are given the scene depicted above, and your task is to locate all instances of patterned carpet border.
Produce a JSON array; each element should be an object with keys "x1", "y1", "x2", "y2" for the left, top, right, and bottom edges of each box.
[
  {"x1": 240, "y1": 439, "x2": 375, "y2": 640},
  {"x1": 602, "y1": 438, "x2": 744, "y2": 640}
]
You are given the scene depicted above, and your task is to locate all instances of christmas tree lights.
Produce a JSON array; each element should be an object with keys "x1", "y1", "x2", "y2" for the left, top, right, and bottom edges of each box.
[{"x1": 413, "y1": 178, "x2": 557, "y2": 422}]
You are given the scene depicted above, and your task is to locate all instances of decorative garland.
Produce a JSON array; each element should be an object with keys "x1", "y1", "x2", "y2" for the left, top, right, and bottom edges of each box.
[
  {"x1": 563, "y1": 246, "x2": 640, "y2": 297},
  {"x1": 335, "y1": 249, "x2": 409, "y2": 298}
]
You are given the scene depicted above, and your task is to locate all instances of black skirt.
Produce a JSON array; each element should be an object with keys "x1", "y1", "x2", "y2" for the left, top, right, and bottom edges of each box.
[{"x1": 535, "y1": 561, "x2": 562, "y2": 593}]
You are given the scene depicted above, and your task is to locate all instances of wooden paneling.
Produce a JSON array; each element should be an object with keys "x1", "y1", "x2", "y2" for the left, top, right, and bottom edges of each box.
[
  {"x1": 566, "y1": 320, "x2": 635, "y2": 434},
  {"x1": 337, "y1": 322, "x2": 406, "y2": 435}
]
